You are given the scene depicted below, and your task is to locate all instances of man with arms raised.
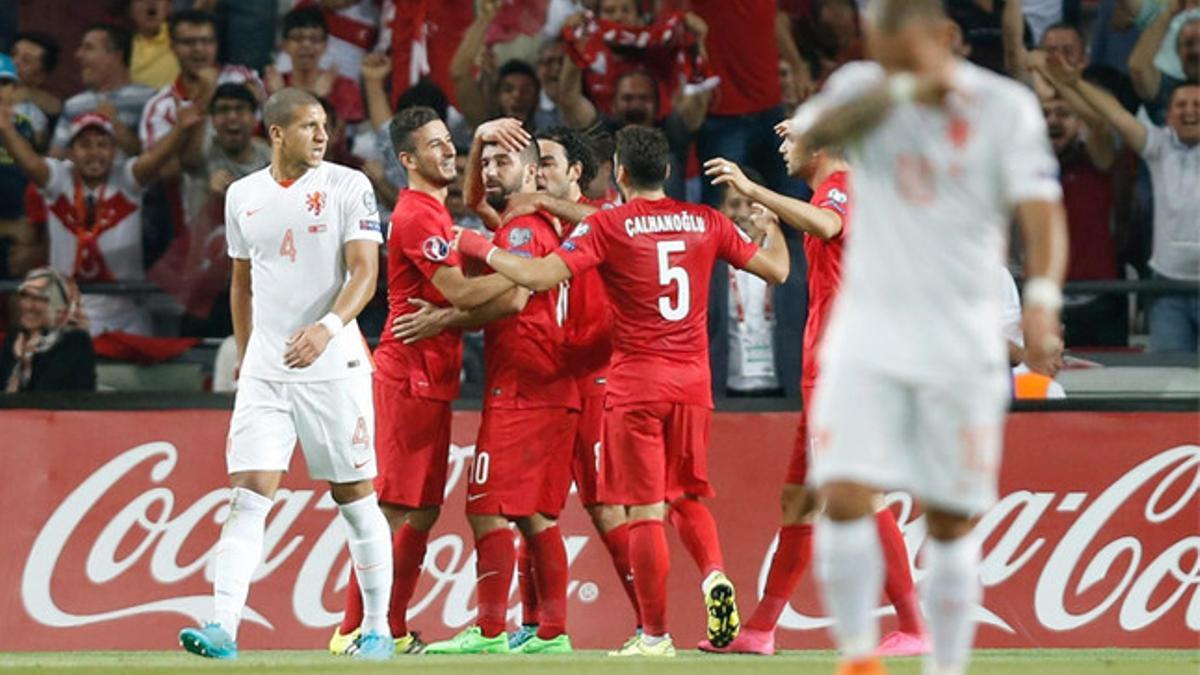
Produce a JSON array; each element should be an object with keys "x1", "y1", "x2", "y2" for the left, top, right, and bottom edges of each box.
[
  {"x1": 794, "y1": 2, "x2": 1067, "y2": 673},
  {"x1": 454, "y1": 126, "x2": 790, "y2": 656},
  {"x1": 330, "y1": 106, "x2": 521, "y2": 655},
  {"x1": 177, "y1": 88, "x2": 394, "y2": 661}
]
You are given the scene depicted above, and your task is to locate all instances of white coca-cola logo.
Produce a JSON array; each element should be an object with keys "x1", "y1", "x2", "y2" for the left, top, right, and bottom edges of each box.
[
  {"x1": 21, "y1": 441, "x2": 588, "y2": 631},
  {"x1": 771, "y1": 444, "x2": 1200, "y2": 633}
]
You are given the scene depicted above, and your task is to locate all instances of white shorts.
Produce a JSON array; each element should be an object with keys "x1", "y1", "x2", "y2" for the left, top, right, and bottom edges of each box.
[
  {"x1": 227, "y1": 375, "x2": 376, "y2": 483},
  {"x1": 808, "y1": 363, "x2": 1008, "y2": 516}
]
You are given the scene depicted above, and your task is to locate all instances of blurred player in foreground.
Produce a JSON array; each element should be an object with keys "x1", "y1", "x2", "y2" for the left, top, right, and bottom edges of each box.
[
  {"x1": 696, "y1": 115, "x2": 927, "y2": 656},
  {"x1": 454, "y1": 125, "x2": 790, "y2": 656},
  {"x1": 179, "y1": 88, "x2": 396, "y2": 661},
  {"x1": 794, "y1": 1, "x2": 1067, "y2": 673}
]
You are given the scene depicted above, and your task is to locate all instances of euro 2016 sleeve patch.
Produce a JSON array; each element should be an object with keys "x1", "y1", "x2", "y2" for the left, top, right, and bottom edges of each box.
[{"x1": 422, "y1": 235, "x2": 450, "y2": 262}]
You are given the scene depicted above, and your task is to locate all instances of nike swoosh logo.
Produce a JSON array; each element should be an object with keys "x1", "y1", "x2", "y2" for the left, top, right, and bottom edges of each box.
[
  {"x1": 245, "y1": 207, "x2": 265, "y2": 217},
  {"x1": 353, "y1": 458, "x2": 372, "y2": 469},
  {"x1": 466, "y1": 493, "x2": 488, "y2": 502},
  {"x1": 355, "y1": 561, "x2": 385, "y2": 572}
]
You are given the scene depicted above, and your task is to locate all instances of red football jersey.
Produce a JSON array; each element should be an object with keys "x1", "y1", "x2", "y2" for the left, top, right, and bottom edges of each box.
[
  {"x1": 483, "y1": 212, "x2": 580, "y2": 411},
  {"x1": 557, "y1": 197, "x2": 759, "y2": 408},
  {"x1": 564, "y1": 197, "x2": 616, "y2": 398},
  {"x1": 802, "y1": 171, "x2": 851, "y2": 390},
  {"x1": 374, "y1": 189, "x2": 463, "y2": 401}
]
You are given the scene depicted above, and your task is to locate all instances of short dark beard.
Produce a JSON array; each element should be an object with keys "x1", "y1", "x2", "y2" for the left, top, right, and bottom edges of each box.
[{"x1": 485, "y1": 191, "x2": 509, "y2": 211}]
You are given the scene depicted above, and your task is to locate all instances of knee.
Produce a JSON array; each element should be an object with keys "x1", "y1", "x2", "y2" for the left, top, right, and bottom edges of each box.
[
  {"x1": 468, "y1": 514, "x2": 508, "y2": 539},
  {"x1": 780, "y1": 484, "x2": 819, "y2": 524},
  {"x1": 924, "y1": 509, "x2": 975, "y2": 541},
  {"x1": 819, "y1": 481, "x2": 876, "y2": 522},
  {"x1": 406, "y1": 506, "x2": 441, "y2": 532},
  {"x1": 328, "y1": 480, "x2": 375, "y2": 505},
  {"x1": 587, "y1": 504, "x2": 627, "y2": 533},
  {"x1": 628, "y1": 502, "x2": 666, "y2": 522}
]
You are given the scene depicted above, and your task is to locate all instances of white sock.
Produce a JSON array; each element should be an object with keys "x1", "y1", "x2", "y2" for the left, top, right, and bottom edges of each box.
[
  {"x1": 339, "y1": 493, "x2": 394, "y2": 637},
  {"x1": 921, "y1": 535, "x2": 981, "y2": 675},
  {"x1": 212, "y1": 486, "x2": 273, "y2": 640},
  {"x1": 815, "y1": 515, "x2": 883, "y2": 659}
]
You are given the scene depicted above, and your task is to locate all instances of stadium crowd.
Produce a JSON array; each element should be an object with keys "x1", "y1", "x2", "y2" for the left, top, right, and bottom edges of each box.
[{"x1": 0, "y1": 0, "x2": 1197, "y2": 395}]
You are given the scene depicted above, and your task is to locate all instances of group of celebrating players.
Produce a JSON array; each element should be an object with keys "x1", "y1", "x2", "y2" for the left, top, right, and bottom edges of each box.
[{"x1": 178, "y1": 1, "x2": 1068, "y2": 674}]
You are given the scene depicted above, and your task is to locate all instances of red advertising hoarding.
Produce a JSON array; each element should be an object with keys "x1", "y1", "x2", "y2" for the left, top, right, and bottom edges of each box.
[{"x1": 1, "y1": 408, "x2": 1196, "y2": 651}]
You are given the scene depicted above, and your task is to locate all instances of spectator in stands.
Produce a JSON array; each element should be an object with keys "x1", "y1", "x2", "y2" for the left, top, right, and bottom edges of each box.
[
  {"x1": 719, "y1": 171, "x2": 782, "y2": 397},
  {"x1": 127, "y1": 0, "x2": 180, "y2": 89},
  {"x1": 1, "y1": 267, "x2": 95, "y2": 392},
  {"x1": 1041, "y1": 22, "x2": 1088, "y2": 68},
  {"x1": 9, "y1": 32, "x2": 60, "y2": 143},
  {"x1": 0, "y1": 106, "x2": 204, "y2": 335},
  {"x1": 51, "y1": 23, "x2": 152, "y2": 158},
  {"x1": 1129, "y1": 0, "x2": 1199, "y2": 122},
  {"x1": 553, "y1": 66, "x2": 709, "y2": 200},
  {"x1": 450, "y1": 0, "x2": 543, "y2": 129},
  {"x1": 140, "y1": 10, "x2": 263, "y2": 153},
  {"x1": 289, "y1": 0, "x2": 381, "y2": 79},
  {"x1": 535, "y1": 39, "x2": 567, "y2": 128},
  {"x1": 179, "y1": 83, "x2": 269, "y2": 219},
  {"x1": 1040, "y1": 56, "x2": 1199, "y2": 353},
  {"x1": 265, "y1": 7, "x2": 365, "y2": 129},
  {"x1": 0, "y1": 56, "x2": 41, "y2": 280},
  {"x1": 1040, "y1": 92, "x2": 1129, "y2": 346}
]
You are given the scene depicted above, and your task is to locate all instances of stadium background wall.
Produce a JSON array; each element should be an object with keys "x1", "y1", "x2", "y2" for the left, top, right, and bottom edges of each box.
[{"x1": 1, "y1": 399, "x2": 1196, "y2": 651}]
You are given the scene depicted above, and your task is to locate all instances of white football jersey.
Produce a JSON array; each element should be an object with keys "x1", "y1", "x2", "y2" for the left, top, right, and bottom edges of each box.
[
  {"x1": 815, "y1": 60, "x2": 1062, "y2": 380},
  {"x1": 225, "y1": 161, "x2": 383, "y2": 382}
]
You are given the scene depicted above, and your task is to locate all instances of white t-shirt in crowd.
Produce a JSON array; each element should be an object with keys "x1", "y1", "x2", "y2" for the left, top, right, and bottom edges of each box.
[
  {"x1": 1139, "y1": 121, "x2": 1200, "y2": 281},
  {"x1": 40, "y1": 157, "x2": 151, "y2": 334},
  {"x1": 727, "y1": 266, "x2": 779, "y2": 392},
  {"x1": 813, "y1": 60, "x2": 1063, "y2": 381},
  {"x1": 224, "y1": 161, "x2": 383, "y2": 382}
]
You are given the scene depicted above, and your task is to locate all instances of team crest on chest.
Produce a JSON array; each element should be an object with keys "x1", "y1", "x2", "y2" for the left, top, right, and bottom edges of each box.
[
  {"x1": 508, "y1": 227, "x2": 532, "y2": 247},
  {"x1": 305, "y1": 191, "x2": 326, "y2": 216}
]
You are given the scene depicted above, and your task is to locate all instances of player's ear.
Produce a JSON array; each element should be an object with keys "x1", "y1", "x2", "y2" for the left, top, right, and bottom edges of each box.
[{"x1": 568, "y1": 161, "x2": 582, "y2": 183}]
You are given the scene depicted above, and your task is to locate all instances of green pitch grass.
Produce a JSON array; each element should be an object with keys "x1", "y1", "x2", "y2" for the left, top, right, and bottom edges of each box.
[{"x1": 1, "y1": 650, "x2": 1196, "y2": 674}]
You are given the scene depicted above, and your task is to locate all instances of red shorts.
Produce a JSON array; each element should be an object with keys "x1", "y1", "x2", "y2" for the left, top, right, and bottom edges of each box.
[
  {"x1": 373, "y1": 377, "x2": 452, "y2": 508},
  {"x1": 597, "y1": 401, "x2": 713, "y2": 506},
  {"x1": 468, "y1": 407, "x2": 579, "y2": 518},
  {"x1": 571, "y1": 395, "x2": 605, "y2": 507},
  {"x1": 785, "y1": 385, "x2": 817, "y2": 485}
]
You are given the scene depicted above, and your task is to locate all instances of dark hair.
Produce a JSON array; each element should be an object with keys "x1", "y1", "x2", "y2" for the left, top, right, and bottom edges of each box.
[
  {"x1": 209, "y1": 82, "x2": 258, "y2": 112},
  {"x1": 615, "y1": 126, "x2": 669, "y2": 190},
  {"x1": 13, "y1": 31, "x2": 60, "y2": 73},
  {"x1": 537, "y1": 126, "x2": 597, "y2": 189},
  {"x1": 264, "y1": 87, "x2": 320, "y2": 129},
  {"x1": 1169, "y1": 81, "x2": 1200, "y2": 107},
  {"x1": 585, "y1": 128, "x2": 616, "y2": 165},
  {"x1": 396, "y1": 78, "x2": 449, "y2": 121},
  {"x1": 85, "y1": 23, "x2": 132, "y2": 68},
  {"x1": 497, "y1": 59, "x2": 538, "y2": 86},
  {"x1": 282, "y1": 7, "x2": 327, "y2": 40},
  {"x1": 168, "y1": 9, "x2": 217, "y2": 39},
  {"x1": 389, "y1": 105, "x2": 442, "y2": 154},
  {"x1": 1082, "y1": 64, "x2": 1139, "y2": 114},
  {"x1": 318, "y1": 96, "x2": 338, "y2": 126}
]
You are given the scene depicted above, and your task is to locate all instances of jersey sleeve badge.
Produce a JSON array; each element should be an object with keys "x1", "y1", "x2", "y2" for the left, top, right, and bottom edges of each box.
[{"x1": 422, "y1": 235, "x2": 451, "y2": 262}]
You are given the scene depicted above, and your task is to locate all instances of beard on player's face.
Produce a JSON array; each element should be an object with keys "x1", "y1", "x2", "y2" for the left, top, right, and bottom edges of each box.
[{"x1": 483, "y1": 166, "x2": 524, "y2": 210}]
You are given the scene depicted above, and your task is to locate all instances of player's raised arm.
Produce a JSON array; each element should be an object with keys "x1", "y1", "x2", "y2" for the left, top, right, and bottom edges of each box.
[
  {"x1": 465, "y1": 118, "x2": 531, "y2": 231},
  {"x1": 705, "y1": 155, "x2": 843, "y2": 241},
  {"x1": 454, "y1": 228, "x2": 573, "y2": 292}
]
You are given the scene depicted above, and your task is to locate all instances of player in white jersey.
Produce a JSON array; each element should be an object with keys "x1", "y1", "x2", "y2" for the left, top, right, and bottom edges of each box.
[
  {"x1": 179, "y1": 88, "x2": 395, "y2": 661},
  {"x1": 794, "y1": 2, "x2": 1068, "y2": 674}
]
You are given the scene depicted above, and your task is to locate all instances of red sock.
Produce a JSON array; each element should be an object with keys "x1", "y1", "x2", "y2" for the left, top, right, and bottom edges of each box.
[
  {"x1": 667, "y1": 497, "x2": 725, "y2": 577},
  {"x1": 474, "y1": 528, "x2": 516, "y2": 638},
  {"x1": 517, "y1": 537, "x2": 539, "y2": 626},
  {"x1": 338, "y1": 564, "x2": 364, "y2": 633},
  {"x1": 529, "y1": 526, "x2": 569, "y2": 639},
  {"x1": 629, "y1": 519, "x2": 670, "y2": 636},
  {"x1": 745, "y1": 523, "x2": 813, "y2": 632},
  {"x1": 876, "y1": 508, "x2": 923, "y2": 635},
  {"x1": 388, "y1": 524, "x2": 430, "y2": 637},
  {"x1": 601, "y1": 523, "x2": 641, "y2": 624}
]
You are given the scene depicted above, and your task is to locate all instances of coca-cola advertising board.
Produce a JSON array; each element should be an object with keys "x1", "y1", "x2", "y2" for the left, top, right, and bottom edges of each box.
[{"x1": 1, "y1": 408, "x2": 1196, "y2": 651}]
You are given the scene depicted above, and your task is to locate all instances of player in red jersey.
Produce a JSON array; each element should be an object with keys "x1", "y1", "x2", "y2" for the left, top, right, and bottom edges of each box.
[
  {"x1": 331, "y1": 106, "x2": 523, "y2": 655},
  {"x1": 454, "y1": 126, "x2": 790, "y2": 656},
  {"x1": 695, "y1": 113, "x2": 928, "y2": 656},
  {"x1": 498, "y1": 127, "x2": 647, "y2": 648},
  {"x1": 420, "y1": 118, "x2": 581, "y2": 655}
]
